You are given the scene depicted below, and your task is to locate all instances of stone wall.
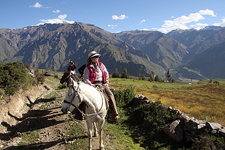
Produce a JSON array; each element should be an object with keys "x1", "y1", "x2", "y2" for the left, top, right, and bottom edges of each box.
[
  {"x1": 0, "y1": 84, "x2": 51, "y2": 133},
  {"x1": 133, "y1": 94, "x2": 225, "y2": 143}
]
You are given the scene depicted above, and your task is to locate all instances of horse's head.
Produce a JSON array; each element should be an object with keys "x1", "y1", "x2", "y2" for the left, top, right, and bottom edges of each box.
[
  {"x1": 60, "y1": 71, "x2": 71, "y2": 84},
  {"x1": 61, "y1": 85, "x2": 82, "y2": 114}
]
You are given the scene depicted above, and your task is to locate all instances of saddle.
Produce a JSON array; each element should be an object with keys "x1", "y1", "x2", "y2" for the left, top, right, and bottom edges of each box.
[{"x1": 94, "y1": 84, "x2": 109, "y2": 109}]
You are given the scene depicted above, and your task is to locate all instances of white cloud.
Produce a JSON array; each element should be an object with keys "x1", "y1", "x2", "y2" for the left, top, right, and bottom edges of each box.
[
  {"x1": 112, "y1": 15, "x2": 128, "y2": 20},
  {"x1": 141, "y1": 19, "x2": 146, "y2": 23},
  {"x1": 213, "y1": 17, "x2": 225, "y2": 27},
  {"x1": 137, "y1": 19, "x2": 146, "y2": 25},
  {"x1": 190, "y1": 23, "x2": 208, "y2": 30},
  {"x1": 37, "y1": 14, "x2": 74, "y2": 25},
  {"x1": 30, "y1": 2, "x2": 42, "y2": 8},
  {"x1": 199, "y1": 9, "x2": 216, "y2": 17},
  {"x1": 137, "y1": 28, "x2": 151, "y2": 31},
  {"x1": 53, "y1": 10, "x2": 61, "y2": 13},
  {"x1": 108, "y1": 24, "x2": 117, "y2": 29},
  {"x1": 157, "y1": 9, "x2": 216, "y2": 33}
]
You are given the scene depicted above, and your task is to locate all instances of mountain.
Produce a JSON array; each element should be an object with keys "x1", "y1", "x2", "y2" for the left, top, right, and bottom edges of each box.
[
  {"x1": 175, "y1": 40, "x2": 225, "y2": 79},
  {"x1": 0, "y1": 23, "x2": 165, "y2": 77},
  {"x1": 116, "y1": 30, "x2": 188, "y2": 69},
  {"x1": 167, "y1": 27, "x2": 225, "y2": 62},
  {"x1": 1, "y1": 23, "x2": 225, "y2": 80}
]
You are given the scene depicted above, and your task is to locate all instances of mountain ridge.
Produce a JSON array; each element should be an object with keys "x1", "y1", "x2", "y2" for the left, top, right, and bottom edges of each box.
[{"x1": 1, "y1": 23, "x2": 225, "y2": 79}]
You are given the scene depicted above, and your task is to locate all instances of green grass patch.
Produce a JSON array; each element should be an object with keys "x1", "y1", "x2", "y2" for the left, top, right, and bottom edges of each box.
[
  {"x1": 110, "y1": 78, "x2": 225, "y2": 126},
  {"x1": 110, "y1": 78, "x2": 199, "y2": 89}
]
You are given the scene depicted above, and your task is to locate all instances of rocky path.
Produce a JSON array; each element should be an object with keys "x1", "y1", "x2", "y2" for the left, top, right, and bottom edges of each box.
[{"x1": 1, "y1": 77, "x2": 111, "y2": 150}]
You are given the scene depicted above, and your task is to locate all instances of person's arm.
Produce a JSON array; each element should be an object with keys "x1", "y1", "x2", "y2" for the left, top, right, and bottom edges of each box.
[
  {"x1": 67, "y1": 66, "x2": 70, "y2": 71},
  {"x1": 102, "y1": 63, "x2": 109, "y2": 84},
  {"x1": 83, "y1": 67, "x2": 92, "y2": 86}
]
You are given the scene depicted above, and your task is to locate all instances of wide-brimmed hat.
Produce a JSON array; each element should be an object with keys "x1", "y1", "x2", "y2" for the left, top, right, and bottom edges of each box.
[
  {"x1": 88, "y1": 51, "x2": 101, "y2": 58},
  {"x1": 68, "y1": 61, "x2": 74, "y2": 65}
]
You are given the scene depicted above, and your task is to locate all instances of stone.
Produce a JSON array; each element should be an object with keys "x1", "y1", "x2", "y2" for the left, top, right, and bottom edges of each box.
[
  {"x1": 206, "y1": 122, "x2": 222, "y2": 130},
  {"x1": 164, "y1": 120, "x2": 183, "y2": 142},
  {"x1": 219, "y1": 128, "x2": 225, "y2": 137},
  {"x1": 197, "y1": 124, "x2": 206, "y2": 129}
]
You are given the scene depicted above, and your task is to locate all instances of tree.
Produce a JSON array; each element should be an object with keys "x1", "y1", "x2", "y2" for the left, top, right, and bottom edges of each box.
[
  {"x1": 142, "y1": 74, "x2": 145, "y2": 80},
  {"x1": 112, "y1": 68, "x2": 120, "y2": 78},
  {"x1": 24, "y1": 62, "x2": 30, "y2": 70},
  {"x1": 154, "y1": 75, "x2": 159, "y2": 82},
  {"x1": 138, "y1": 73, "x2": 141, "y2": 80},
  {"x1": 149, "y1": 73, "x2": 154, "y2": 82},
  {"x1": 166, "y1": 69, "x2": 171, "y2": 82},
  {"x1": 121, "y1": 68, "x2": 128, "y2": 78}
]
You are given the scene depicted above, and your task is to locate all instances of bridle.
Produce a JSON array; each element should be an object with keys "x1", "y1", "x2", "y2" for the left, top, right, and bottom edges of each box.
[
  {"x1": 63, "y1": 85, "x2": 80, "y2": 109},
  {"x1": 60, "y1": 71, "x2": 80, "y2": 85}
]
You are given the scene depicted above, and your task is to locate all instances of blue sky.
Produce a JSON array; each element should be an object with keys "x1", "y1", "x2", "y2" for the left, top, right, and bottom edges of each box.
[{"x1": 1, "y1": 0, "x2": 225, "y2": 33}]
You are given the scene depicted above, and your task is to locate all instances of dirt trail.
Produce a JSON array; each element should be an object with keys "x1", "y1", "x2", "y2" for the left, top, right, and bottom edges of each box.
[{"x1": 0, "y1": 78, "x2": 111, "y2": 150}]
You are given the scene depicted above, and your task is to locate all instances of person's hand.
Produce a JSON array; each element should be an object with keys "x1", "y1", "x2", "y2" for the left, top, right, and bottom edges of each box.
[{"x1": 102, "y1": 84, "x2": 108, "y2": 87}]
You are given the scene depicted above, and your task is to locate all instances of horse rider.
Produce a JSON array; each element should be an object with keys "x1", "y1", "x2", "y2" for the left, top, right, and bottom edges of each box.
[
  {"x1": 67, "y1": 61, "x2": 76, "y2": 74},
  {"x1": 83, "y1": 51, "x2": 120, "y2": 120}
]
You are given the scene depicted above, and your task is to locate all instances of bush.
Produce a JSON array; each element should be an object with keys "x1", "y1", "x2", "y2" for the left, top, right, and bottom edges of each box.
[
  {"x1": 113, "y1": 86, "x2": 135, "y2": 107},
  {"x1": 126, "y1": 102, "x2": 178, "y2": 149},
  {"x1": 58, "y1": 83, "x2": 67, "y2": 89},
  {"x1": 128, "y1": 102, "x2": 177, "y2": 132},
  {"x1": 0, "y1": 62, "x2": 36, "y2": 96},
  {"x1": 191, "y1": 135, "x2": 225, "y2": 150}
]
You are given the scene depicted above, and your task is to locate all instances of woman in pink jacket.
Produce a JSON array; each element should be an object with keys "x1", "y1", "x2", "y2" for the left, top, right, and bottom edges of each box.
[{"x1": 83, "y1": 51, "x2": 120, "y2": 120}]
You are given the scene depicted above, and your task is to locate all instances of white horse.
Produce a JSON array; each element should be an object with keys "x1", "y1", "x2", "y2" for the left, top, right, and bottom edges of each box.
[{"x1": 61, "y1": 72, "x2": 107, "y2": 150}]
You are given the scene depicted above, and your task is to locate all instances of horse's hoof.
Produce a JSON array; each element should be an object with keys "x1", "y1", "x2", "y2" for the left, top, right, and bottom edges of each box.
[{"x1": 100, "y1": 147, "x2": 105, "y2": 150}]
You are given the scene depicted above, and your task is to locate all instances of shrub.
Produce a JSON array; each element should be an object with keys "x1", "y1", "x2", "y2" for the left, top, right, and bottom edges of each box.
[
  {"x1": 113, "y1": 86, "x2": 135, "y2": 107},
  {"x1": 58, "y1": 83, "x2": 67, "y2": 89},
  {"x1": 128, "y1": 102, "x2": 177, "y2": 132},
  {"x1": 191, "y1": 135, "x2": 225, "y2": 150},
  {"x1": 0, "y1": 62, "x2": 36, "y2": 96},
  {"x1": 126, "y1": 102, "x2": 178, "y2": 149}
]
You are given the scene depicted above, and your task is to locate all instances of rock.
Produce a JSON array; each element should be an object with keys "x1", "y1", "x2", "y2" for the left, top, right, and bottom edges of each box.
[
  {"x1": 206, "y1": 122, "x2": 222, "y2": 130},
  {"x1": 197, "y1": 124, "x2": 206, "y2": 129},
  {"x1": 164, "y1": 120, "x2": 183, "y2": 142},
  {"x1": 219, "y1": 128, "x2": 225, "y2": 136}
]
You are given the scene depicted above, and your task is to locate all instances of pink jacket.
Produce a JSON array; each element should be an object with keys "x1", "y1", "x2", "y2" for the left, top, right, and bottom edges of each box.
[{"x1": 83, "y1": 61, "x2": 109, "y2": 85}]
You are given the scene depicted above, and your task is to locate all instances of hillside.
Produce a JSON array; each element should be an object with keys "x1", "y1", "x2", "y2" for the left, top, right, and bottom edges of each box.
[
  {"x1": 176, "y1": 40, "x2": 225, "y2": 79},
  {"x1": 0, "y1": 23, "x2": 165, "y2": 77},
  {"x1": 116, "y1": 30, "x2": 188, "y2": 69},
  {"x1": 168, "y1": 26, "x2": 225, "y2": 62},
  {"x1": 1, "y1": 23, "x2": 225, "y2": 79}
]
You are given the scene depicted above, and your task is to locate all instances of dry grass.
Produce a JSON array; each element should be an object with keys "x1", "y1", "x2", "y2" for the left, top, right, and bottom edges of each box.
[{"x1": 110, "y1": 79, "x2": 225, "y2": 126}]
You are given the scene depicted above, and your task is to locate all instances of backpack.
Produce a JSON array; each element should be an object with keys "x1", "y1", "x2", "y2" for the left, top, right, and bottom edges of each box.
[{"x1": 78, "y1": 64, "x2": 86, "y2": 76}]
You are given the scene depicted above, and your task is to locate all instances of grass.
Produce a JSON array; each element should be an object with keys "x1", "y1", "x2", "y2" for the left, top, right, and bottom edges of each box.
[
  {"x1": 109, "y1": 78, "x2": 225, "y2": 126},
  {"x1": 15, "y1": 74, "x2": 225, "y2": 150},
  {"x1": 18, "y1": 130, "x2": 40, "y2": 147},
  {"x1": 63, "y1": 121, "x2": 146, "y2": 150}
]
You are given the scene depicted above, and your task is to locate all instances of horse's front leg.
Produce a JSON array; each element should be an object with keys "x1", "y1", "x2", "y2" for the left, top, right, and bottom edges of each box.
[
  {"x1": 93, "y1": 122, "x2": 98, "y2": 137},
  {"x1": 98, "y1": 119, "x2": 105, "y2": 150},
  {"x1": 87, "y1": 121, "x2": 93, "y2": 150}
]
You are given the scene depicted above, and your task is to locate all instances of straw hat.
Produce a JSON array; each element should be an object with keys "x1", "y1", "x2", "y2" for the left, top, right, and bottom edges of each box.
[
  {"x1": 68, "y1": 61, "x2": 74, "y2": 65},
  {"x1": 88, "y1": 51, "x2": 101, "y2": 58}
]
